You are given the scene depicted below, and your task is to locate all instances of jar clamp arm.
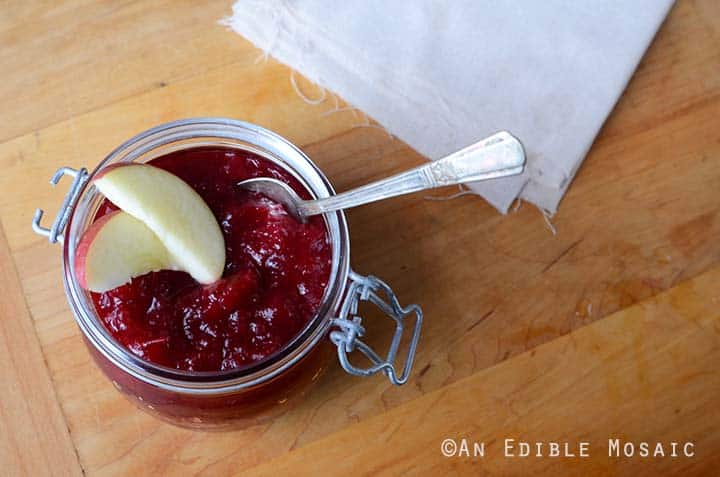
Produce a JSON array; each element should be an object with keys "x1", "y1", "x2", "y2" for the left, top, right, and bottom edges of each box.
[{"x1": 330, "y1": 271, "x2": 423, "y2": 385}]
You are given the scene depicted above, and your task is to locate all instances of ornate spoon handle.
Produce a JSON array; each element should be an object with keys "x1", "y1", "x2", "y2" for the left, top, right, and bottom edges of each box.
[{"x1": 298, "y1": 131, "x2": 526, "y2": 217}]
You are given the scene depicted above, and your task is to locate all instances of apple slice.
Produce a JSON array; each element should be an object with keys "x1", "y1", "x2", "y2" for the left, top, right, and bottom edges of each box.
[
  {"x1": 94, "y1": 163, "x2": 225, "y2": 284},
  {"x1": 75, "y1": 210, "x2": 176, "y2": 292}
]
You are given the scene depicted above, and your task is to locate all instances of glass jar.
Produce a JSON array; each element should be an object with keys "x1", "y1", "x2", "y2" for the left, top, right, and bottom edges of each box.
[{"x1": 33, "y1": 118, "x2": 423, "y2": 429}]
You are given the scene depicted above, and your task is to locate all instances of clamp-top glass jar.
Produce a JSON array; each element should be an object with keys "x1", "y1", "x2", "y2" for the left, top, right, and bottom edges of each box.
[{"x1": 32, "y1": 118, "x2": 422, "y2": 429}]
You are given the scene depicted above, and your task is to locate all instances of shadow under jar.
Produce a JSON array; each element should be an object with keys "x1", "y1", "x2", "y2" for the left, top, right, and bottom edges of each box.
[{"x1": 32, "y1": 118, "x2": 422, "y2": 429}]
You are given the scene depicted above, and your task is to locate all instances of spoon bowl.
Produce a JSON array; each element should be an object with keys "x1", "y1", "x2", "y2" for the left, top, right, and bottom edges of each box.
[{"x1": 239, "y1": 177, "x2": 309, "y2": 223}]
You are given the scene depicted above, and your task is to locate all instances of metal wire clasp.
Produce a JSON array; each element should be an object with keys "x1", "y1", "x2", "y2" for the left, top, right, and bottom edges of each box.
[
  {"x1": 330, "y1": 271, "x2": 423, "y2": 385},
  {"x1": 32, "y1": 167, "x2": 89, "y2": 244}
]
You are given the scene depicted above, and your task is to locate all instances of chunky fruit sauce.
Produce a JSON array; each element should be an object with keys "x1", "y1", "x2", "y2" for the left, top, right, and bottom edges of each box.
[{"x1": 91, "y1": 148, "x2": 331, "y2": 372}]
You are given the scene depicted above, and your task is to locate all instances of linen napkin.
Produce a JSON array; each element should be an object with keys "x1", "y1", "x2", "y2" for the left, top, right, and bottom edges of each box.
[{"x1": 222, "y1": 0, "x2": 674, "y2": 213}]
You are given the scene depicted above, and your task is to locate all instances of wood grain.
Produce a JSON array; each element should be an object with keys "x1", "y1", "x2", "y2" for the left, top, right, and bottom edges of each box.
[
  {"x1": 245, "y1": 265, "x2": 720, "y2": 477},
  {"x1": 0, "y1": 0, "x2": 249, "y2": 143},
  {"x1": 0, "y1": 0, "x2": 718, "y2": 475},
  {"x1": 0, "y1": 225, "x2": 82, "y2": 476}
]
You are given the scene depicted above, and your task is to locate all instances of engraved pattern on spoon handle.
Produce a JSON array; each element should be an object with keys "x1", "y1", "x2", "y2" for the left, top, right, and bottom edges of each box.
[{"x1": 423, "y1": 131, "x2": 526, "y2": 187}]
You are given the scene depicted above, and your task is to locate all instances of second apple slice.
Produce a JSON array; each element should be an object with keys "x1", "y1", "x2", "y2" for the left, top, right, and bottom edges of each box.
[
  {"x1": 76, "y1": 210, "x2": 177, "y2": 292},
  {"x1": 94, "y1": 163, "x2": 226, "y2": 284}
]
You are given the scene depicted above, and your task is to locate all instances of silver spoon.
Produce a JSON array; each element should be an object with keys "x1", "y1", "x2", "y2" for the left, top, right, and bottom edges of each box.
[{"x1": 238, "y1": 131, "x2": 526, "y2": 222}]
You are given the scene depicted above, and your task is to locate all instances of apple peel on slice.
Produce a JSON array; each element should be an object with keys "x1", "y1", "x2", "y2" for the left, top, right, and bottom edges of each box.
[
  {"x1": 75, "y1": 210, "x2": 176, "y2": 292},
  {"x1": 93, "y1": 163, "x2": 226, "y2": 285}
]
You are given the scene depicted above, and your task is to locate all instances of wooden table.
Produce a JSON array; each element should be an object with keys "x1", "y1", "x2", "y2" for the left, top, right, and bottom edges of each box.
[{"x1": 1, "y1": 1, "x2": 719, "y2": 475}]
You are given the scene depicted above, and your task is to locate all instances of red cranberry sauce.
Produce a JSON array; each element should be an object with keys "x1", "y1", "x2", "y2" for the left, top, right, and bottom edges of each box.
[{"x1": 91, "y1": 147, "x2": 332, "y2": 372}]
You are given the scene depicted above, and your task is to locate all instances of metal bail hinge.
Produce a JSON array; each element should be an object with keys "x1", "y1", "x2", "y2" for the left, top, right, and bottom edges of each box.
[
  {"x1": 32, "y1": 167, "x2": 89, "y2": 244},
  {"x1": 330, "y1": 271, "x2": 423, "y2": 385}
]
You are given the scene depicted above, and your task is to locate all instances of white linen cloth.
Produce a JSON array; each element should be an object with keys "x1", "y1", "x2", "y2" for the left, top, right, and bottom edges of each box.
[{"x1": 222, "y1": 0, "x2": 674, "y2": 213}]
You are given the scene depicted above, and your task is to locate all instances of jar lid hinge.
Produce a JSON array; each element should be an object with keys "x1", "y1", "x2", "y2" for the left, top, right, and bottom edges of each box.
[{"x1": 32, "y1": 167, "x2": 89, "y2": 244}]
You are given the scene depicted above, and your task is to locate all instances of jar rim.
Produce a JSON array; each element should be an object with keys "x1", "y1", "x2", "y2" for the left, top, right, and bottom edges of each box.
[{"x1": 62, "y1": 118, "x2": 351, "y2": 394}]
